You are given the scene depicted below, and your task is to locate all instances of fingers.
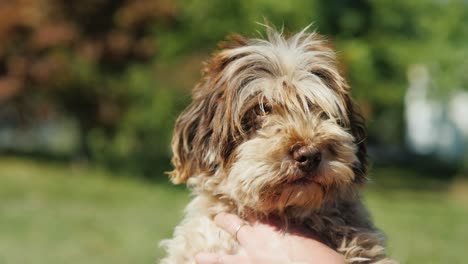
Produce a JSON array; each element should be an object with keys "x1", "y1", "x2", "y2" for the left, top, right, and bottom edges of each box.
[
  {"x1": 214, "y1": 212, "x2": 253, "y2": 245},
  {"x1": 212, "y1": 213, "x2": 283, "y2": 255},
  {"x1": 195, "y1": 252, "x2": 249, "y2": 264}
]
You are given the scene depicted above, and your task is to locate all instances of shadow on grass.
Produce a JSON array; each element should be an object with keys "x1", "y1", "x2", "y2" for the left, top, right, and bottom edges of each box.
[
  {"x1": 367, "y1": 145, "x2": 465, "y2": 191},
  {"x1": 0, "y1": 150, "x2": 180, "y2": 188},
  {"x1": 369, "y1": 160, "x2": 461, "y2": 193},
  {"x1": 3, "y1": 146, "x2": 464, "y2": 193}
]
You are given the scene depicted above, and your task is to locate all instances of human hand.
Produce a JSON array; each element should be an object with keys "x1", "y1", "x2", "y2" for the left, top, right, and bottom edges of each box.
[{"x1": 195, "y1": 213, "x2": 344, "y2": 264}]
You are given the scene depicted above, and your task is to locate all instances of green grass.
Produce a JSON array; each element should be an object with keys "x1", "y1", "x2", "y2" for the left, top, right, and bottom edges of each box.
[
  {"x1": 0, "y1": 158, "x2": 190, "y2": 264},
  {"x1": 0, "y1": 157, "x2": 467, "y2": 264},
  {"x1": 364, "y1": 168, "x2": 468, "y2": 264}
]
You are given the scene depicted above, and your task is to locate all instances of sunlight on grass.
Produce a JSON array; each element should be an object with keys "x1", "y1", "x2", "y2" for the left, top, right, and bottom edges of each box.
[
  {"x1": 365, "y1": 181, "x2": 468, "y2": 264},
  {"x1": 0, "y1": 158, "x2": 466, "y2": 264},
  {"x1": 0, "y1": 158, "x2": 189, "y2": 264}
]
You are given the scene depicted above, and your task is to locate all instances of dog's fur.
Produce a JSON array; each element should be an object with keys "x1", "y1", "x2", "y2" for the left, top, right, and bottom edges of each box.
[{"x1": 160, "y1": 27, "x2": 396, "y2": 264}]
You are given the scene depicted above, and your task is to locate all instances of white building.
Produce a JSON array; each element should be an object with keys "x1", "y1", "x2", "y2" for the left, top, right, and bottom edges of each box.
[{"x1": 405, "y1": 65, "x2": 467, "y2": 161}]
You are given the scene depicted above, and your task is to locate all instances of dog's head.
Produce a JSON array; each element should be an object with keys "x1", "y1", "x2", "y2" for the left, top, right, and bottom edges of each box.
[{"x1": 169, "y1": 27, "x2": 367, "y2": 215}]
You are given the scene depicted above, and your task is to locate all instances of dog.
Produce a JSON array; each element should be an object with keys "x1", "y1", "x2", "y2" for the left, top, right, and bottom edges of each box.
[{"x1": 160, "y1": 26, "x2": 396, "y2": 264}]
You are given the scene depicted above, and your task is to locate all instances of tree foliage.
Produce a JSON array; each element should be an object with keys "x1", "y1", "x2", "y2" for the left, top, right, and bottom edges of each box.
[{"x1": 0, "y1": 0, "x2": 466, "y2": 177}]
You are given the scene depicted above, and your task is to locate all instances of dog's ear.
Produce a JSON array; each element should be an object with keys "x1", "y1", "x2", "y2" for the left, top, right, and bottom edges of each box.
[
  {"x1": 309, "y1": 39, "x2": 368, "y2": 184},
  {"x1": 312, "y1": 38, "x2": 368, "y2": 184},
  {"x1": 168, "y1": 35, "x2": 248, "y2": 184},
  {"x1": 323, "y1": 73, "x2": 368, "y2": 184},
  {"x1": 344, "y1": 95, "x2": 368, "y2": 184},
  {"x1": 168, "y1": 89, "x2": 209, "y2": 184},
  {"x1": 168, "y1": 81, "x2": 235, "y2": 184}
]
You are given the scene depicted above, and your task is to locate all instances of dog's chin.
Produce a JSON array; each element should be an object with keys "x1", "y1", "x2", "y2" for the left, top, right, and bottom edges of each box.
[
  {"x1": 286, "y1": 171, "x2": 322, "y2": 185},
  {"x1": 257, "y1": 175, "x2": 327, "y2": 213}
]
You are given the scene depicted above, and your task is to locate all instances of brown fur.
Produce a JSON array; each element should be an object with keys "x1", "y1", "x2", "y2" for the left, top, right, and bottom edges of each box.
[{"x1": 161, "y1": 26, "x2": 397, "y2": 264}]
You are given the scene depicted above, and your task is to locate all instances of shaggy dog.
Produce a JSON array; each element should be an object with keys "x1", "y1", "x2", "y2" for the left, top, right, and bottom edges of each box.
[{"x1": 160, "y1": 27, "x2": 396, "y2": 264}]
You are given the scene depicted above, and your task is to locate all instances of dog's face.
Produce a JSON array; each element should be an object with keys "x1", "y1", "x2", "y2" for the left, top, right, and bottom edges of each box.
[{"x1": 169, "y1": 28, "x2": 367, "y2": 215}]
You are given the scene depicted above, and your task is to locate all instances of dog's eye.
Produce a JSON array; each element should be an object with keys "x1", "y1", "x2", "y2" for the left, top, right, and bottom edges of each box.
[
  {"x1": 310, "y1": 70, "x2": 330, "y2": 83},
  {"x1": 320, "y1": 111, "x2": 330, "y2": 120},
  {"x1": 254, "y1": 103, "x2": 272, "y2": 116},
  {"x1": 306, "y1": 100, "x2": 315, "y2": 111},
  {"x1": 336, "y1": 118, "x2": 345, "y2": 127}
]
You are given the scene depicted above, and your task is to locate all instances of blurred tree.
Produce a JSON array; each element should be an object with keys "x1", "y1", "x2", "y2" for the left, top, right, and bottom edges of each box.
[
  {"x1": 0, "y1": 0, "x2": 177, "y2": 162},
  {"x1": 1, "y1": 0, "x2": 466, "y2": 177},
  {"x1": 314, "y1": 0, "x2": 468, "y2": 146}
]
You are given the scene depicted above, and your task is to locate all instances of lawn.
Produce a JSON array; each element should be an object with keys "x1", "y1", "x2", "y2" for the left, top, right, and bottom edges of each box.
[
  {"x1": 0, "y1": 157, "x2": 467, "y2": 264},
  {"x1": 0, "y1": 158, "x2": 189, "y2": 264}
]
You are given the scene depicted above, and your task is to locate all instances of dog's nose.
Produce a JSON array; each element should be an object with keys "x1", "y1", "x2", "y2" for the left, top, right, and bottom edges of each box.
[{"x1": 292, "y1": 146, "x2": 322, "y2": 172}]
